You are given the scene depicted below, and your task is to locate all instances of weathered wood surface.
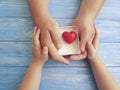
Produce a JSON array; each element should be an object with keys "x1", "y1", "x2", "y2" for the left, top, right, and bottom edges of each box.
[
  {"x1": 0, "y1": 0, "x2": 120, "y2": 90},
  {"x1": 0, "y1": 18, "x2": 120, "y2": 42},
  {"x1": 0, "y1": 42, "x2": 120, "y2": 67},
  {"x1": 0, "y1": 67, "x2": 120, "y2": 90}
]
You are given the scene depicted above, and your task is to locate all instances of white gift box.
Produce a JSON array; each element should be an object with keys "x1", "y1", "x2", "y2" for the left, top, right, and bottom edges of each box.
[{"x1": 58, "y1": 26, "x2": 81, "y2": 55}]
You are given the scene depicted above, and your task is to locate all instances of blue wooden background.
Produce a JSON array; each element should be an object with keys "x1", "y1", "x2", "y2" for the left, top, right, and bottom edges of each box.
[{"x1": 0, "y1": 0, "x2": 120, "y2": 90}]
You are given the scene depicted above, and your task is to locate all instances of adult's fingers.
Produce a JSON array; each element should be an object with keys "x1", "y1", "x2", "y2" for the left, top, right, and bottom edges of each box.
[
  {"x1": 80, "y1": 30, "x2": 88, "y2": 52},
  {"x1": 41, "y1": 30, "x2": 70, "y2": 65},
  {"x1": 32, "y1": 26, "x2": 37, "y2": 38},
  {"x1": 66, "y1": 51, "x2": 87, "y2": 60},
  {"x1": 42, "y1": 46, "x2": 48, "y2": 60},
  {"x1": 93, "y1": 26, "x2": 99, "y2": 50},
  {"x1": 87, "y1": 41, "x2": 95, "y2": 55},
  {"x1": 49, "y1": 41, "x2": 70, "y2": 65},
  {"x1": 50, "y1": 26, "x2": 62, "y2": 49},
  {"x1": 89, "y1": 31, "x2": 95, "y2": 43},
  {"x1": 42, "y1": 46, "x2": 48, "y2": 55}
]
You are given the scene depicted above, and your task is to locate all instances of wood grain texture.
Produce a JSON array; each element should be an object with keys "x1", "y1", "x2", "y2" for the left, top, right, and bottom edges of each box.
[
  {"x1": 0, "y1": 18, "x2": 120, "y2": 42},
  {"x1": 0, "y1": 0, "x2": 119, "y2": 19},
  {"x1": 0, "y1": 67, "x2": 120, "y2": 90},
  {"x1": 0, "y1": 42, "x2": 120, "y2": 67},
  {"x1": 0, "y1": 0, "x2": 120, "y2": 90}
]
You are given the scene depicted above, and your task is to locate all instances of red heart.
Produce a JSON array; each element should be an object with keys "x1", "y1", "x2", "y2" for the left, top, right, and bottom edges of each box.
[{"x1": 62, "y1": 31, "x2": 77, "y2": 44}]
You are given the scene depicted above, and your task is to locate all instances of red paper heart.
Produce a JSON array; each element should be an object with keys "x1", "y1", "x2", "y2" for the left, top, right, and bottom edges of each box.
[{"x1": 62, "y1": 31, "x2": 77, "y2": 44}]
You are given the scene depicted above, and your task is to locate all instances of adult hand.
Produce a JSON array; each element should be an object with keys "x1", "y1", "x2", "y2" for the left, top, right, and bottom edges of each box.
[
  {"x1": 28, "y1": 0, "x2": 70, "y2": 65},
  {"x1": 38, "y1": 17, "x2": 70, "y2": 65},
  {"x1": 32, "y1": 27, "x2": 48, "y2": 64},
  {"x1": 67, "y1": 17, "x2": 95, "y2": 60},
  {"x1": 86, "y1": 26, "x2": 99, "y2": 60}
]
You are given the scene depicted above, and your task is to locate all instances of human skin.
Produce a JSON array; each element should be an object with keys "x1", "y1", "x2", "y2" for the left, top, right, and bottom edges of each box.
[
  {"x1": 19, "y1": 27, "x2": 120, "y2": 90},
  {"x1": 81, "y1": 27, "x2": 120, "y2": 90},
  {"x1": 19, "y1": 27, "x2": 48, "y2": 90},
  {"x1": 27, "y1": 0, "x2": 70, "y2": 65},
  {"x1": 67, "y1": 0, "x2": 106, "y2": 60},
  {"x1": 27, "y1": 0, "x2": 105, "y2": 63}
]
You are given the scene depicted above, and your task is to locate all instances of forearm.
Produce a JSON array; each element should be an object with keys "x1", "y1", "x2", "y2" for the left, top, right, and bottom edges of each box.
[
  {"x1": 19, "y1": 61, "x2": 44, "y2": 90},
  {"x1": 77, "y1": 0, "x2": 105, "y2": 22},
  {"x1": 27, "y1": 0, "x2": 50, "y2": 26},
  {"x1": 89, "y1": 56, "x2": 120, "y2": 90}
]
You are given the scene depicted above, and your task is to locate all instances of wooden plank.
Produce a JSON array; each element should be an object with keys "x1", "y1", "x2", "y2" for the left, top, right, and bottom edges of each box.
[
  {"x1": 0, "y1": 67, "x2": 120, "y2": 90},
  {"x1": 0, "y1": 42, "x2": 120, "y2": 67},
  {"x1": 0, "y1": 18, "x2": 120, "y2": 42},
  {"x1": 0, "y1": 0, "x2": 119, "y2": 90},
  {"x1": 0, "y1": 0, "x2": 81, "y2": 18},
  {"x1": 0, "y1": 0, "x2": 119, "y2": 19}
]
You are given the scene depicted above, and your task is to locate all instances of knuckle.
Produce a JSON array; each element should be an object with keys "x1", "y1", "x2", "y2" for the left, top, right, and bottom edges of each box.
[
  {"x1": 50, "y1": 24, "x2": 59, "y2": 31},
  {"x1": 52, "y1": 21, "x2": 59, "y2": 27},
  {"x1": 42, "y1": 40, "x2": 48, "y2": 46}
]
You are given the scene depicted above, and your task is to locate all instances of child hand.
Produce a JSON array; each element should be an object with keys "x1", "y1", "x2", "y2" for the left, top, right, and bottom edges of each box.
[
  {"x1": 32, "y1": 27, "x2": 48, "y2": 64},
  {"x1": 86, "y1": 26, "x2": 99, "y2": 60}
]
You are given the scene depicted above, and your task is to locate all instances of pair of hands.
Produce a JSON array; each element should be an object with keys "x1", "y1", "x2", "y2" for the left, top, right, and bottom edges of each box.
[{"x1": 32, "y1": 23, "x2": 99, "y2": 64}]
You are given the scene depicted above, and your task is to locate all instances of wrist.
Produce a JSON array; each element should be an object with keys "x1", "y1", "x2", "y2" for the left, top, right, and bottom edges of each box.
[
  {"x1": 28, "y1": 0, "x2": 50, "y2": 25},
  {"x1": 32, "y1": 59, "x2": 46, "y2": 66},
  {"x1": 88, "y1": 55, "x2": 100, "y2": 63},
  {"x1": 34, "y1": 14, "x2": 50, "y2": 27},
  {"x1": 34, "y1": 15, "x2": 51, "y2": 27},
  {"x1": 76, "y1": 14, "x2": 95, "y2": 24}
]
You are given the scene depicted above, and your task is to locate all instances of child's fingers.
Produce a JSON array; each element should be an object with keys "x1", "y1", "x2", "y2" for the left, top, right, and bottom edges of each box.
[
  {"x1": 93, "y1": 25, "x2": 99, "y2": 50},
  {"x1": 80, "y1": 34, "x2": 88, "y2": 52},
  {"x1": 87, "y1": 41, "x2": 95, "y2": 54}
]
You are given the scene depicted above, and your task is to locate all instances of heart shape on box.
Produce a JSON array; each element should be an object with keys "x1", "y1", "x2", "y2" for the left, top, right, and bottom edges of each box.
[{"x1": 62, "y1": 31, "x2": 77, "y2": 44}]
